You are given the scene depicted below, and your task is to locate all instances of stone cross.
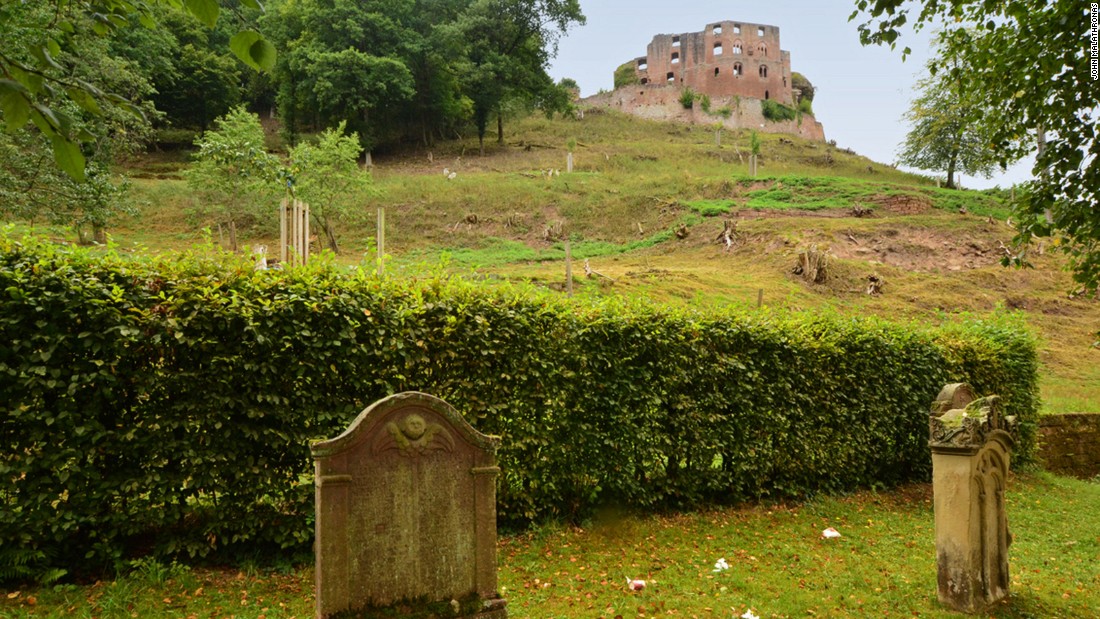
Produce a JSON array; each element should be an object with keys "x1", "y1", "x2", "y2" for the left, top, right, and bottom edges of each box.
[
  {"x1": 312, "y1": 392, "x2": 507, "y2": 618},
  {"x1": 928, "y1": 383, "x2": 1017, "y2": 613}
]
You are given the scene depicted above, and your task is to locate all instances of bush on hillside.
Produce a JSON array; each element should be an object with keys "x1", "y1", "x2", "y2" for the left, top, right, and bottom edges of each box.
[{"x1": 762, "y1": 99, "x2": 798, "y2": 122}]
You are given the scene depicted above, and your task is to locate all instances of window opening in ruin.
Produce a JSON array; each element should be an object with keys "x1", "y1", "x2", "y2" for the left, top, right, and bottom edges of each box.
[
  {"x1": 733, "y1": 62, "x2": 743, "y2": 76},
  {"x1": 672, "y1": 35, "x2": 680, "y2": 48},
  {"x1": 733, "y1": 24, "x2": 741, "y2": 34},
  {"x1": 765, "y1": 90, "x2": 770, "y2": 100},
  {"x1": 637, "y1": 59, "x2": 647, "y2": 70},
  {"x1": 667, "y1": 72, "x2": 675, "y2": 82},
  {"x1": 641, "y1": 78, "x2": 648, "y2": 85},
  {"x1": 714, "y1": 42, "x2": 723, "y2": 56},
  {"x1": 732, "y1": 42, "x2": 743, "y2": 54},
  {"x1": 758, "y1": 26, "x2": 765, "y2": 36},
  {"x1": 759, "y1": 65, "x2": 768, "y2": 78},
  {"x1": 714, "y1": 67, "x2": 720, "y2": 77},
  {"x1": 783, "y1": 77, "x2": 786, "y2": 87},
  {"x1": 713, "y1": 24, "x2": 723, "y2": 35},
  {"x1": 671, "y1": 52, "x2": 679, "y2": 64},
  {"x1": 758, "y1": 43, "x2": 768, "y2": 57}
]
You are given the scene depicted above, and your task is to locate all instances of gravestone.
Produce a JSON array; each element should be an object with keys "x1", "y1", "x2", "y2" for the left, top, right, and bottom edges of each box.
[
  {"x1": 928, "y1": 383, "x2": 1016, "y2": 613},
  {"x1": 312, "y1": 392, "x2": 507, "y2": 618}
]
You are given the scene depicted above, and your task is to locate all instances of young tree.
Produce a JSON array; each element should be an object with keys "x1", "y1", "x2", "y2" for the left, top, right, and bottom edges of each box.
[
  {"x1": 185, "y1": 106, "x2": 280, "y2": 251},
  {"x1": 289, "y1": 122, "x2": 377, "y2": 254},
  {"x1": 853, "y1": 1, "x2": 1100, "y2": 292},
  {"x1": 897, "y1": 39, "x2": 1006, "y2": 189}
]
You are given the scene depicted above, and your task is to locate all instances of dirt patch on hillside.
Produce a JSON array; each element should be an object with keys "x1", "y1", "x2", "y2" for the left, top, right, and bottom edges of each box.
[
  {"x1": 870, "y1": 193, "x2": 933, "y2": 215},
  {"x1": 830, "y1": 227, "x2": 1011, "y2": 272}
]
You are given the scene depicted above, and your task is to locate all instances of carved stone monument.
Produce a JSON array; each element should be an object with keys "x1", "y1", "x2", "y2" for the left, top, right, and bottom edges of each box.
[
  {"x1": 929, "y1": 383, "x2": 1016, "y2": 613},
  {"x1": 312, "y1": 392, "x2": 507, "y2": 618}
]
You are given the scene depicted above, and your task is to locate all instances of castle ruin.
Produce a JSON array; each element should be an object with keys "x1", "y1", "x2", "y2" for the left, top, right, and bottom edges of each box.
[{"x1": 586, "y1": 20, "x2": 825, "y2": 141}]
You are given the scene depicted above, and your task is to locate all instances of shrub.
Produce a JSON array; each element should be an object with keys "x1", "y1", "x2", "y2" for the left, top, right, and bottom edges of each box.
[
  {"x1": 762, "y1": 99, "x2": 798, "y2": 122},
  {"x1": 613, "y1": 62, "x2": 637, "y2": 90},
  {"x1": 699, "y1": 94, "x2": 712, "y2": 113},
  {"x1": 679, "y1": 88, "x2": 696, "y2": 109},
  {"x1": 798, "y1": 97, "x2": 814, "y2": 116},
  {"x1": 0, "y1": 235, "x2": 1039, "y2": 580}
]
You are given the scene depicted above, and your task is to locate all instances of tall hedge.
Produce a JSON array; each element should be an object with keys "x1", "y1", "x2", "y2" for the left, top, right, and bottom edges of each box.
[{"x1": 0, "y1": 236, "x2": 1039, "y2": 580}]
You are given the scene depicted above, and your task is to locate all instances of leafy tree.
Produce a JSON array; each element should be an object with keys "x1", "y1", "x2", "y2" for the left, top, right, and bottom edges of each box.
[
  {"x1": 852, "y1": 0, "x2": 1100, "y2": 292},
  {"x1": 185, "y1": 106, "x2": 280, "y2": 251},
  {"x1": 897, "y1": 36, "x2": 1007, "y2": 189},
  {"x1": 289, "y1": 122, "x2": 377, "y2": 253},
  {"x1": 447, "y1": 0, "x2": 584, "y2": 154},
  {"x1": 0, "y1": 0, "x2": 274, "y2": 181}
]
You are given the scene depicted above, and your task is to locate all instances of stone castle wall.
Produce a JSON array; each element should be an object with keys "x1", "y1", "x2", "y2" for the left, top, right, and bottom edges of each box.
[
  {"x1": 634, "y1": 21, "x2": 794, "y2": 105},
  {"x1": 583, "y1": 85, "x2": 826, "y2": 142},
  {"x1": 1038, "y1": 413, "x2": 1100, "y2": 478},
  {"x1": 596, "y1": 19, "x2": 824, "y2": 141}
]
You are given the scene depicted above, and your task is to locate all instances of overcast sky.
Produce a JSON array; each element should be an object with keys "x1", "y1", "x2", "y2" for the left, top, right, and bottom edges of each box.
[{"x1": 546, "y1": 0, "x2": 1033, "y2": 190}]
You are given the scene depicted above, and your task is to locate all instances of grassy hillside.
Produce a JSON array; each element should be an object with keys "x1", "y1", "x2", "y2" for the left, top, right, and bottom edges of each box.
[{"x1": 55, "y1": 110, "x2": 1100, "y2": 413}]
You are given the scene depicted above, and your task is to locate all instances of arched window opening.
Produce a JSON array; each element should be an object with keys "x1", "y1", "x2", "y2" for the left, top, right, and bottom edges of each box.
[
  {"x1": 637, "y1": 58, "x2": 648, "y2": 71},
  {"x1": 714, "y1": 67, "x2": 720, "y2": 77},
  {"x1": 758, "y1": 43, "x2": 768, "y2": 57},
  {"x1": 714, "y1": 42, "x2": 723, "y2": 56},
  {"x1": 759, "y1": 65, "x2": 768, "y2": 78},
  {"x1": 671, "y1": 52, "x2": 679, "y2": 64},
  {"x1": 732, "y1": 41, "x2": 743, "y2": 54},
  {"x1": 712, "y1": 24, "x2": 723, "y2": 35},
  {"x1": 765, "y1": 90, "x2": 770, "y2": 100},
  {"x1": 733, "y1": 62, "x2": 743, "y2": 76}
]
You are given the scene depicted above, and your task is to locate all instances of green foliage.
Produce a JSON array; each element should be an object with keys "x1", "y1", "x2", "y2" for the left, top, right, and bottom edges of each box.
[
  {"x1": 679, "y1": 88, "x2": 696, "y2": 109},
  {"x1": 0, "y1": 0, "x2": 271, "y2": 181},
  {"x1": 684, "y1": 199, "x2": 733, "y2": 217},
  {"x1": 738, "y1": 175, "x2": 1011, "y2": 218},
  {"x1": 0, "y1": 234, "x2": 1040, "y2": 580},
  {"x1": 791, "y1": 72, "x2": 815, "y2": 102},
  {"x1": 185, "y1": 106, "x2": 280, "y2": 250},
  {"x1": 761, "y1": 100, "x2": 798, "y2": 122},
  {"x1": 698, "y1": 94, "x2": 711, "y2": 113},
  {"x1": 853, "y1": 0, "x2": 1100, "y2": 294},
  {"x1": 613, "y1": 61, "x2": 637, "y2": 90},
  {"x1": 749, "y1": 130, "x2": 761, "y2": 157},
  {"x1": 289, "y1": 122, "x2": 377, "y2": 253},
  {"x1": 797, "y1": 97, "x2": 814, "y2": 116}
]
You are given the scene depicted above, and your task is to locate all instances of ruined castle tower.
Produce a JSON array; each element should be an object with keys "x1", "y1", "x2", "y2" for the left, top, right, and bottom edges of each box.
[{"x1": 630, "y1": 20, "x2": 795, "y2": 104}]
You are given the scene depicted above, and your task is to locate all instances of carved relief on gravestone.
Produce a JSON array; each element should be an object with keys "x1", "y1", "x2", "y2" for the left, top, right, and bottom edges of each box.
[
  {"x1": 929, "y1": 383, "x2": 1017, "y2": 614},
  {"x1": 312, "y1": 392, "x2": 507, "y2": 619}
]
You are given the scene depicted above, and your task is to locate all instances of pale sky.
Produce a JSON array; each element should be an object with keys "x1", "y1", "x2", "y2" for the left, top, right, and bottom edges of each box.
[{"x1": 547, "y1": 0, "x2": 1034, "y2": 190}]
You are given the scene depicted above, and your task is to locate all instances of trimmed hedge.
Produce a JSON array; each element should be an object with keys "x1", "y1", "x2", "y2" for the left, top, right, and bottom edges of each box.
[{"x1": 0, "y1": 236, "x2": 1039, "y2": 580}]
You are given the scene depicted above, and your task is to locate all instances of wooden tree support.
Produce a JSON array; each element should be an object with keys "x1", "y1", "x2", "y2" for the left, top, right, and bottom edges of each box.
[{"x1": 280, "y1": 198, "x2": 311, "y2": 266}]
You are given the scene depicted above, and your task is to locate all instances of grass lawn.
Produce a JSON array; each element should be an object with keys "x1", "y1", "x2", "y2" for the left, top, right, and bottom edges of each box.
[{"x1": 3, "y1": 472, "x2": 1096, "y2": 618}]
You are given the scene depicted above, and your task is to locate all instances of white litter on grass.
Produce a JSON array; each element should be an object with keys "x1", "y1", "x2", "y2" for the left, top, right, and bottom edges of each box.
[
  {"x1": 821, "y1": 527, "x2": 842, "y2": 539},
  {"x1": 713, "y1": 557, "x2": 730, "y2": 572},
  {"x1": 626, "y1": 578, "x2": 646, "y2": 591},
  {"x1": 740, "y1": 610, "x2": 760, "y2": 619}
]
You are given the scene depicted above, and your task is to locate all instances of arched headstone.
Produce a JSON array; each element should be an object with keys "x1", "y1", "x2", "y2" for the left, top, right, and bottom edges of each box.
[
  {"x1": 928, "y1": 383, "x2": 1016, "y2": 613},
  {"x1": 312, "y1": 392, "x2": 507, "y2": 618}
]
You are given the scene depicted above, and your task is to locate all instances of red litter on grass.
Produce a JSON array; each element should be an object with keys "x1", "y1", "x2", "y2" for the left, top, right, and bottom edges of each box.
[{"x1": 627, "y1": 578, "x2": 646, "y2": 591}]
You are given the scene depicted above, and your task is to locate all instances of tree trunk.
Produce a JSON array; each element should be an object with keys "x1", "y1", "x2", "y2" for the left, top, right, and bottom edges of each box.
[
  {"x1": 325, "y1": 221, "x2": 340, "y2": 254},
  {"x1": 946, "y1": 154, "x2": 957, "y2": 189},
  {"x1": 479, "y1": 134, "x2": 485, "y2": 157},
  {"x1": 229, "y1": 219, "x2": 238, "y2": 252},
  {"x1": 93, "y1": 225, "x2": 107, "y2": 245},
  {"x1": 497, "y1": 109, "x2": 504, "y2": 145}
]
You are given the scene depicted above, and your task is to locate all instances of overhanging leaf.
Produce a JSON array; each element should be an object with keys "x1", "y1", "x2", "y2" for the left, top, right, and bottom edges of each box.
[
  {"x1": 184, "y1": 0, "x2": 220, "y2": 28},
  {"x1": 230, "y1": 31, "x2": 277, "y2": 72},
  {"x1": 50, "y1": 133, "x2": 86, "y2": 182},
  {"x1": 0, "y1": 80, "x2": 32, "y2": 131}
]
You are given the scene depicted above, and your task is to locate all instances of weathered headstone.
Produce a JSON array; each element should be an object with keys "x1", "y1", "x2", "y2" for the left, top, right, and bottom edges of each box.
[
  {"x1": 312, "y1": 392, "x2": 507, "y2": 618},
  {"x1": 928, "y1": 383, "x2": 1017, "y2": 613}
]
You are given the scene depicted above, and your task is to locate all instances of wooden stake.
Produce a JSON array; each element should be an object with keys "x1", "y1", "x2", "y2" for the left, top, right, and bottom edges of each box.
[
  {"x1": 565, "y1": 240, "x2": 573, "y2": 297},
  {"x1": 280, "y1": 198, "x2": 288, "y2": 264},
  {"x1": 303, "y1": 201, "x2": 310, "y2": 265},
  {"x1": 377, "y1": 206, "x2": 385, "y2": 276},
  {"x1": 757, "y1": 288, "x2": 763, "y2": 308}
]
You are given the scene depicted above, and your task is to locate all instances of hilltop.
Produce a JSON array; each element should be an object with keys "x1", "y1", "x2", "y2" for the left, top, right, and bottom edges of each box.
[{"x1": 111, "y1": 108, "x2": 1099, "y2": 413}]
